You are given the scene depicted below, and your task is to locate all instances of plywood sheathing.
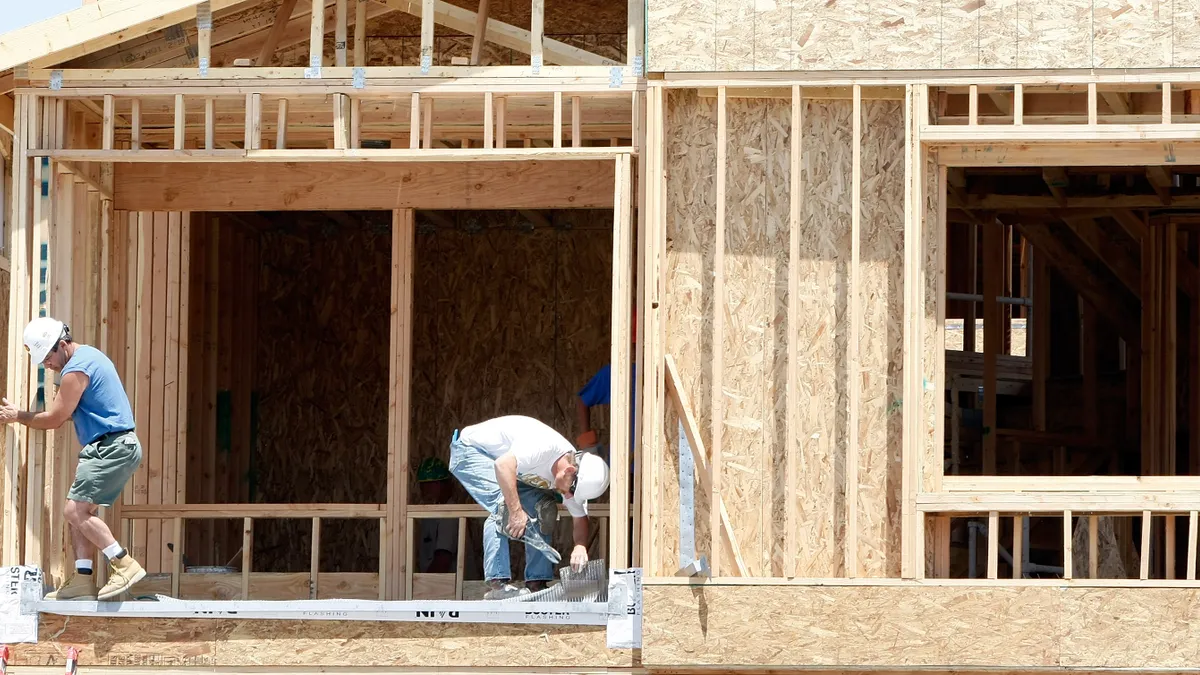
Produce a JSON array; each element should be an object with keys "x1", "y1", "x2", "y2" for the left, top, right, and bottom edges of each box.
[
  {"x1": 15, "y1": 616, "x2": 632, "y2": 669},
  {"x1": 408, "y1": 210, "x2": 612, "y2": 495},
  {"x1": 662, "y1": 89, "x2": 716, "y2": 573},
  {"x1": 407, "y1": 210, "x2": 614, "y2": 578},
  {"x1": 647, "y1": 0, "x2": 714, "y2": 71},
  {"x1": 251, "y1": 214, "x2": 389, "y2": 573},
  {"x1": 660, "y1": 90, "x2": 910, "y2": 578},
  {"x1": 642, "y1": 584, "x2": 1200, "y2": 669},
  {"x1": 1093, "y1": 0, "x2": 1173, "y2": 68},
  {"x1": 647, "y1": 0, "x2": 1199, "y2": 71},
  {"x1": 1177, "y1": 0, "x2": 1200, "y2": 67}
]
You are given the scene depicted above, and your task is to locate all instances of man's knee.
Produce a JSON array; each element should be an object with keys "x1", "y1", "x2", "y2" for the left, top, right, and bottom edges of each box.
[{"x1": 63, "y1": 500, "x2": 94, "y2": 525}]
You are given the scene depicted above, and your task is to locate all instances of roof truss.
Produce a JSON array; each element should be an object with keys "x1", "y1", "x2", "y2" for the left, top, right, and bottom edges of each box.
[{"x1": 0, "y1": 0, "x2": 251, "y2": 72}]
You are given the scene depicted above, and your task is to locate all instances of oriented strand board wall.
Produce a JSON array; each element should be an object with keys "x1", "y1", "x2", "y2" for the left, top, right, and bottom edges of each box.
[
  {"x1": 408, "y1": 210, "x2": 613, "y2": 493},
  {"x1": 649, "y1": 0, "x2": 1192, "y2": 71},
  {"x1": 15, "y1": 616, "x2": 632, "y2": 669},
  {"x1": 660, "y1": 91, "x2": 908, "y2": 577},
  {"x1": 642, "y1": 584, "x2": 1200, "y2": 669}
]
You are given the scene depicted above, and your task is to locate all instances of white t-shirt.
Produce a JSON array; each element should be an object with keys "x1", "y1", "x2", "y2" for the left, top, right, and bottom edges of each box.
[{"x1": 458, "y1": 415, "x2": 588, "y2": 517}]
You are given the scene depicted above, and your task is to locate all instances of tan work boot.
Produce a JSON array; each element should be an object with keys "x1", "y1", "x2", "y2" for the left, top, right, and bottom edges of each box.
[
  {"x1": 44, "y1": 572, "x2": 98, "y2": 601},
  {"x1": 98, "y1": 556, "x2": 146, "y2": 600}
]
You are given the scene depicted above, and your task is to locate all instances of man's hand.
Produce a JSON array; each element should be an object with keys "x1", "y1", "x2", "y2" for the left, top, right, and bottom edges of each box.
[
  {"x1": 570, "y1": 544, "x2": 588, "y2": 572},
  {"x1": 0, "y1": 398, "x2": 19, "y2": 424},
  {"x1": 506, "y1": 507, "x2": 528, "y2": 539}
]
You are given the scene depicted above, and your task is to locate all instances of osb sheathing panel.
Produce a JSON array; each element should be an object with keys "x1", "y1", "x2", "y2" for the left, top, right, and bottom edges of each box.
[
  {"x1": 662, "y1": 89, "x2": 717, "y2": 572},
  {"x1": 923, "y1": 148, "x2": 943, "y2": 495},
  {"x1": 15, "y1": 616, "x2": 630, "y2": 669},
  {"x1": 720, "y1": 98, "x2": 790, "y2": 575},
  {"x1": 1016, "y1": 0, "x2": 1093, "y2": 69},
  {"x1": 978, "y1": 0, "x2": 1020, "y2": 70},
  {"x1": 641, "y1": 584, "x2": 1200, "y2": 669},
  {"x1": 660, "y1": 92, "x2": 908, "y2": 577},
  {"x1": 1093, "y1": 0, "x2": 1173, "y2": 68},
  {"x1": 859, "y1": 101, "x2": 906, "y2": 576},
  {"x1": 792, "y1": 99, "x2": 851, "y2": 577},
  {"x1": 793, "y1": 0, "x2": 872, "y2": 69},
  {"x1": 408, "y1": 212, "x2": 612, "y2": 493},
  {"x1": 872, "y1": 0, "x2": 940, "y2": 70},
  {"x1": 648, "y1": 0, "x2": 715, "y2": 72},
  {"x1": 647, "y1": 0, "x2": 1186, "y2": 71},
  {"x1": 253, "y1": 215, "x2": 390, "y2": 573},
  {"x1": 1176, "y1": 0, "x2": 1200, "y2": 66}
]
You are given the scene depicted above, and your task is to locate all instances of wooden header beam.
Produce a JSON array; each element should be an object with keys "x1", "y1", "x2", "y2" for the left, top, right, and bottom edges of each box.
[{"x1": 114, "y1": 160, "x2": 616, "y2": 210}]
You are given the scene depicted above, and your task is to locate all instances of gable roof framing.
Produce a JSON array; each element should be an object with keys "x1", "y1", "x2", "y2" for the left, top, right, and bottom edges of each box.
[{"x1": 0, "y1": 0, "x2": 251, "y2": 72}]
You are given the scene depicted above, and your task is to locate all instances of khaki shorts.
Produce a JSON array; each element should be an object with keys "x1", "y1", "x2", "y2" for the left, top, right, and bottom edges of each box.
[{"x1": 68, "y1": 430, "x2": 142, "y2": 507}]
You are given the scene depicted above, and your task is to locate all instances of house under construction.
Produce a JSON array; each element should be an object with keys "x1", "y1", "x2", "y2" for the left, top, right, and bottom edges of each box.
[{"x1": 2, "y1": 0, "x2": 1200, "y2": 671}]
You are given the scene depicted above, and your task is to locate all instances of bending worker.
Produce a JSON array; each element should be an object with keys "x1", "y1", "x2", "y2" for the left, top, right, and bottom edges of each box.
[
  {"x1": 449, "y1": 414, "x2": 610, "y2": 600},
  {"x1": 0, "y1": 318, "x2": 146, "y2": 600}
]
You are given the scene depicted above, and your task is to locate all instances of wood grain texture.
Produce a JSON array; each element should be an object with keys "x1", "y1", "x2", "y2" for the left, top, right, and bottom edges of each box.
[
  {"x1": 15, "y1": 614, "x2": 631, "y2": 668},
  {"x1": 114, "y1": 161, "x2": 615, "y2": 211},
  {"x1": 642, "y1": 584, "x2": 1200, "y2": 669}
]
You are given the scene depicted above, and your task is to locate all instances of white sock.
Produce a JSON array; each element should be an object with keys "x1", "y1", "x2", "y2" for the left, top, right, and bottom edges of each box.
[
  {"x1": 102, "y1": 542, "x2": 124, "y2": 559},
  {"x1": 75, "y1": 559, "x2": 93, "y2": 574}
]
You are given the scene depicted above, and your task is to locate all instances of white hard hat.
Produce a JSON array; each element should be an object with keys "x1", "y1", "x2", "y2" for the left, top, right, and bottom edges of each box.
[
  {"x1": 573, "y1": 451, "x2": 610, "y2": 502},
  {"x1": 24, "y1": 317, "x2": 65, "y2": 365}
]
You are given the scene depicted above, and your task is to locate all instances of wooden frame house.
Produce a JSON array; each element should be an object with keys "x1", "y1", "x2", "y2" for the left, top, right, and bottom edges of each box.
[{"x1": 5, "y1": 0, "x2": 1200, "y2": 673}]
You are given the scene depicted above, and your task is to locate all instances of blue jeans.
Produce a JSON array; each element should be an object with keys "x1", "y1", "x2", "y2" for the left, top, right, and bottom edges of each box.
[{"x1": 448, "y1": 433, "x2": 555, "y2": 583}]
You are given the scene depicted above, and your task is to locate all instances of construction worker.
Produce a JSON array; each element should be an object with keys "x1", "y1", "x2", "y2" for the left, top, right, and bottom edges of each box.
[
  {"x1": 0, "y1": 317, "x2": 146, "y2": 600},
  {"x1": 576, "y1": 311, "x2": 637, "y2": 478},
  {"x1": 416, "y1": 457, "x2": 457, "y2": 574},
  {"x1": 448, "y1": 414, "x2": 610, "y2": 600}
]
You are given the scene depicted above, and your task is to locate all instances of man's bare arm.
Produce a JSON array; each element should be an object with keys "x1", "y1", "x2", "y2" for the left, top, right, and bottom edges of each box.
[{"x1": 0, "y1": 371, "x2": 87, "y2": 430}]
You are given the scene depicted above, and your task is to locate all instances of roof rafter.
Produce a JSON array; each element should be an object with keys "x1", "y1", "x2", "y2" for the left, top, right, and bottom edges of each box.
[
  {"x1": 380, "y1": 0, "x2": 614, "y2": 66},
  {"x1": 1, "y1": 0, "x2": 249, "y2": 72}
]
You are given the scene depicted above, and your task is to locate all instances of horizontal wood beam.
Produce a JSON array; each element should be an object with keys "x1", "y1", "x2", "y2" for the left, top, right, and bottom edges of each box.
[
  {"x1": 405, "y1": 502, "x2": 612, "y2": 518},
  {"x1": 963, "y1": 194, "x2": 1200, "y2": 209},
  {"x1": 120, "y1": 503, "x2": 385, "y2": 518},
  {"x1": 115, "y1": 159, "x2": 616, "y2": 210},
  {"x1": 25, "y1": 66, "x2": 628, "y2": 90},
  {"x1": 925, "y1": 124, "x2": 1200, "y2": 143},
  {"x1": 918, "y1": 491, "x2": 1200, "y2": 513},
  {"x1": 37, "y1": 147, "x2": 631, "y2": 162},
  {"x1": 944, "y1": 475, "x2": 1200, "y2": 492},
  {"x1": 942, "y1": 142, "x2": 1200, "y2": 167}
]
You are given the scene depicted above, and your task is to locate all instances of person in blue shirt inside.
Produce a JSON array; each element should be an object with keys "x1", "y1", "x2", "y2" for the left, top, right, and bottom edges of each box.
[
  {"x1": 575, "y1": 310, "x2": 637, "y2": 489},
  {"x1": 0, "y1": 318, "x2": 146, "y2": 601}
]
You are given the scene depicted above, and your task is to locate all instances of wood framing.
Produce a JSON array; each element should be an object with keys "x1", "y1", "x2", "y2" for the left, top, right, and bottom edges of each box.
[
  {"x1": 112, "y1": 161, "x2": 617, "y2": 210},
  {"x1": 18, "y1": 5, "x2": 1200, "y2": 671}
]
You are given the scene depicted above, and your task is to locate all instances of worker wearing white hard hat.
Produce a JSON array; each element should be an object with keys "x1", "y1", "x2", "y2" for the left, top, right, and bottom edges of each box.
[
  {"x1": 0, "y1": 317, "x2": 146, "y2": 601},
  {"x1": 447, "y1": 415, "x2": 610, "y2": 600}
]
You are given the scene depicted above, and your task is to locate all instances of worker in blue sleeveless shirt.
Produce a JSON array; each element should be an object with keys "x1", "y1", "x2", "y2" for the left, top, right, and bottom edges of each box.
[{"x1": 0, "y1": 318, "x2": 146, "y2": 601}]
